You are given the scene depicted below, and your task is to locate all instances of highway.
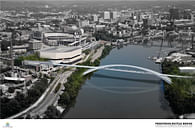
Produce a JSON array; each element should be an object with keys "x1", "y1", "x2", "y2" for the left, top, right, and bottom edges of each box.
[
  {"x1": 91, "y1": 46, "x2": 104, "y2": 62},
  {"x1": 7, "y1": 69, "x2": 74, "y2": 119},
  {"x1": 7, "y1": 73, "x2": 61, "y2": 119},
  {"x1": 7, "y1": 45, "x2": 104, "y2": 119},
  {"x1": 29, "y1": 70, "x2": 74, "y2": 117},
  {"x1": 27, "y1": 45, "x2": 105, "y2": 117}
]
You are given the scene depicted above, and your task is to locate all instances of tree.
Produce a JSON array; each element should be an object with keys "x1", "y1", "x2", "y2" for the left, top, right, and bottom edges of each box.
[
  {"x1": 27, "y1": 89, "x2": 41, "y2": 103},
  {"x1": 58, "y1": 92, "x2": 70, "y2": 107},
  {"x1": 8, "y1": 87, "x2": 15, "y2": 93},
  {"x1": 6, "y1": 99, "x2": 21, "y2": 117},
  {"x1": 0, "y1": 40, "x2": 10, "y2": 51},
  {"x1": 44, "y1": 106, "x2": 61, "y2": 119},
  {"x1": 25, "y1": 114, "x2": 32, "y2": 119}
]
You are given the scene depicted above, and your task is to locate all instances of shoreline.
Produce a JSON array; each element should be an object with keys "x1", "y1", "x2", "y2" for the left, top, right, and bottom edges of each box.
[
  {"x1": 161, "y1": 60, "x2": 195, "y2": 118},
  {"x1": 55, "y1": 45, "x2": 113, "y2": 118}
]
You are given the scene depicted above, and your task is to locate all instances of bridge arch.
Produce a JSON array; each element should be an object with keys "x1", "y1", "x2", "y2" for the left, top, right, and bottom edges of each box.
[{"x1": 83, "y1": 64, "x2": 172, "y2": 84}]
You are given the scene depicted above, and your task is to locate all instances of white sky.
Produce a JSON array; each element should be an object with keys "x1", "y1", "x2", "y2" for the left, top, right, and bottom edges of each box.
[{"x1": 3, "y1": 0, "x2": 195, "y2": 1}]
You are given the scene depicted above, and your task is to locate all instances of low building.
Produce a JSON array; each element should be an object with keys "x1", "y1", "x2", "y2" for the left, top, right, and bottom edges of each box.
[
  {"x1": 13, "y1": 45, "x2": 28, "y2": 53},
  {"x1": 95, "y1": 25, "x2": 106, "y2": 31},
  {"x1": 165, "y1": 53, "x2": 194, "y2": 65},
  {"x1": 28, "y1": 39, "x2": 42, "y2": 51},
  {"x1": 92, "y1": 14, "x2": 98, "y2": 22},
  {"x1": 40, "y1": 46, "x2": 82, "y2": 64},
  {"x1": 79, "y1": 20, "x2": 90, "y2": 27},
  {"x1": 32, "y1": 31, "x2": 43, "y2": 40},
  {"x1": 179, "y1": 67, "x2": 195, "y2": 73}
]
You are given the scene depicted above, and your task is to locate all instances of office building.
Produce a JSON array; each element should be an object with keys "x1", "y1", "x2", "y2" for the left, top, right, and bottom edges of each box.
[
  {"x1": 104, "y1": 11, "x2": 110, "y2": 20},
  {"x1": 28, "y1": 39, "x2": 42, "y2": 51},
  {"x1": 111, "y1": 11, "x2": 118, "y2": 19},
  {"x1": 92, "y1": 14, "x2": 98, "y2": 22}
]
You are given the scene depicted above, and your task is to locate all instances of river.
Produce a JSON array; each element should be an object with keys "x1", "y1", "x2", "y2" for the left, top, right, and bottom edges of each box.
[{"x1": 63, "y1": 44, "x2": 175, "y2": 118}]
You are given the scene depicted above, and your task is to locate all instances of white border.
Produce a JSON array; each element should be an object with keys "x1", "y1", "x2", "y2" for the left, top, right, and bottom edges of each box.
[{"x1": 1, "y1": 119, "x2": 194, "y2": 130}]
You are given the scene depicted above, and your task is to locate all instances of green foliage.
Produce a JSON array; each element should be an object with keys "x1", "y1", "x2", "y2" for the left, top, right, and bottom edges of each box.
[
  {"x1": 162, "y1": 60, "x2": 180, "y2": 75},
  {"x1": 83, "y1": 49, "x2": 90, "y2": 55},
  {"x1": 162, "y1": 60, "x2": 195, "y2": 115},
  {"x1": 58, "y1": 92, "x2": 70, "y2": 107},
  {"x1": 0, "y1": 78, "x2": 49, "y2": 118},
  {"x1": 14, "y1": 52, "x2": 48, "y2": 66},
  {"x1": 58, "y1": 45, "x2": 113, "y2": 110},
  {"x1": 44, "y1": 106, "x2": 61, "y2": 119},
  {"x1": 100, "y1": 45, "x2": 113, "y2": 59}
]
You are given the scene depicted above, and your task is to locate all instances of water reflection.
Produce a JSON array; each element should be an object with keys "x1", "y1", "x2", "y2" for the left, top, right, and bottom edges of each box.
[
  {"x1": 63, "y1": 45, "x2": 174, "y2": 118},
  {"x1": 93, "y1": 73, "x2": 160, "y2": 84}
]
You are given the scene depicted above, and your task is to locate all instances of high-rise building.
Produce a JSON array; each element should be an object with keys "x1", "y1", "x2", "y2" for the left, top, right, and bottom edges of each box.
[
  {"x1": 104, "y1": 11, "x2": 110, "y2": 20},
  {"x1": 111, "y1": 11, "x2": 118, "y2": 19},
  {"x1": 191, "y1": 11, "x2": 195, "y2": 23},
  {"x1": 92, "y1": 14, "x2": 98, "y2": 22}
]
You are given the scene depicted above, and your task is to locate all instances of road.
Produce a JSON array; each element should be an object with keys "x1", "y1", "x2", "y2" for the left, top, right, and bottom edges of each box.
[
  {"x1": 28, "y1": 45, "x2": 105, "y2": 117},
  {"x1": 91, "y1": 46, "x2": 104, "y2": 62},
  {"x1": 7, "y1": 74, "x2": 59, "y2": 118},
  {"x1": 29, "y1": 70, "x2": 74, "y2": 117},
  {"x1": 29, "y1": 45, "x2": 105, "y2": 117},
  {"x1": 8, "y1": 45, "x2": 105, "y2": 118}
]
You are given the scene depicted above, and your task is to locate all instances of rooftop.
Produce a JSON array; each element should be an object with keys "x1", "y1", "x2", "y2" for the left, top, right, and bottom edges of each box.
[
  {"x1": 44, "y1": 32, "x2": 74, "y2": 38},
  {"x1": 40, "y1": 46, "x2": 81, "y2": 53}
]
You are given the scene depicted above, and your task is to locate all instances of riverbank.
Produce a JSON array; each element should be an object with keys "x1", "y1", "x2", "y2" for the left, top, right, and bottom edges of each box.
[
  {"x1": 61, "y1": 45, "x2": 174, "y2": 118},
  {"x1": 53, "y1": 45, "x2": 113, "y2": 118},
  {"x1": 161, "y1": 60, "x2": 195, "y2": 118}
]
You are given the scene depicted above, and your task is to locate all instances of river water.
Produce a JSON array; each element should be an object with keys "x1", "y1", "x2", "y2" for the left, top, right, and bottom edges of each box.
[{"x1": 63, "y1": 44, "x2": 175, "y2": 118}]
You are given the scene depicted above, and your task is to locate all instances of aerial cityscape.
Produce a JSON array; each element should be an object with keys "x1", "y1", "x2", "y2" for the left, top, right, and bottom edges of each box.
[{"x1": 0, "y1": 0, "x2": 195, "y2": 119}]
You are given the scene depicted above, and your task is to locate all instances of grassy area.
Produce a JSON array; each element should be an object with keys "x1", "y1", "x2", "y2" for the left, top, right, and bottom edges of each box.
[
  {"x1": 15, "y1": 52, "x2": 48, "y2": 66},
  {"x1": 162, "y1": 60, "x2": 195, "y2": 115}
]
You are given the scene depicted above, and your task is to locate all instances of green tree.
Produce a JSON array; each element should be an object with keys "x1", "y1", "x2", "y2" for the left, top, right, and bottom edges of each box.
[
  {"x1": 58, "y1": 92, "x2": 70, "y2": 107},
  {"x1": 44, "y1": 106, "x2": 61, "y2": 119}
]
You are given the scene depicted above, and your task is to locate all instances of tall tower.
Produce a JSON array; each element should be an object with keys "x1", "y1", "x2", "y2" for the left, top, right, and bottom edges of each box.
[
  {"x1": 111, "y1": 11, "x2": 118, "y2": 19},
  {"x1": 104, "y1": 11, "x2": 110, "y2": 20}
]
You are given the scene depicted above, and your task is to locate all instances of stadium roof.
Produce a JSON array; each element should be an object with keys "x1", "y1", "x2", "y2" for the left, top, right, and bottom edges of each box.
[{"x1": 40, "y1": 46, "x2": 81, "y2": 53}]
